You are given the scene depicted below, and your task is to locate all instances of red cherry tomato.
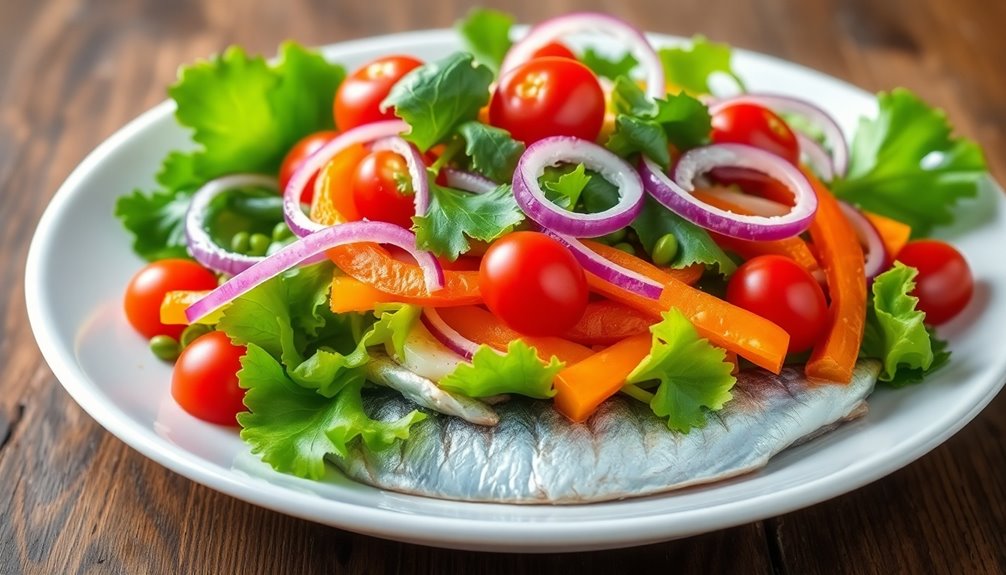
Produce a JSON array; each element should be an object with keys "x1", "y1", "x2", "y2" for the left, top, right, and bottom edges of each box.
[
  {"x1": 895, "y1": 240, "x2": 973, "y2": 325},
  {"x1": 124, "y1": 260, "x2": 218, "y2": 340},
  {"x1": 726, "y1": 255, "x2": 828, "y2": 354},
  {"x1": 351, "y1": 150, "x2": 416, "y2": 228},
  {"x1": 532, "y1": 42, "x2": 577, "y2": 60},
  {"x1": 279, "y1": 130, "x2": 338, "y2": 204},
  {"x1": 479, "y1": 232, "x2": 588, "y2": 336},
  {"x1": 334, "y1": 55, "x2": 423, "y2": 131},
  {"x1": 489, "y1": 57, "x2": 605, "y2": 145},
  {"x1": 171, "y1": 331, "x2": 246, "y2": 426},
  {"x1": 711, "y1": 103, "x2": 800, "y2": 165}
]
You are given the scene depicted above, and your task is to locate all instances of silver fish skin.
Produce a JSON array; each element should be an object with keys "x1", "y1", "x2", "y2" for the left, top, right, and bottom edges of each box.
[{"x1": 335, "y1": 360, "x2": 881, "y2": 504}]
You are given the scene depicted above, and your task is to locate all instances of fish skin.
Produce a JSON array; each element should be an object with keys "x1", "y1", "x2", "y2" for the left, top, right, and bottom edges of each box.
[{"x1": 335, "y1": 360, "x2": 881, "y2": 504}]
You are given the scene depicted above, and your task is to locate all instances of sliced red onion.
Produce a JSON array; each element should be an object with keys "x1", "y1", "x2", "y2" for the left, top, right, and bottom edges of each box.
[
  {"x1": 371, "y1": 136, "x2": 430, "y2": 215},
  {"x1": 185, "y1": 221, "x2": 443, "y2": 323},
  {"x1": 284, "y1": 120, "x2": 407, "y2": 237},
  {"x1": 796, "y1": 133, "x2": 835, "y2": 182},
  {"x1": 420, "y1": 308, "x2": 480, "y2": 360},
  {"x1": 838, "y1": 201, "x2": 887, "y2": 282},
  {"x1": 185, "y1": 174, "x2": 278, "y2": 276},
  {"x1": 547, "y1": 232, "x2": 664, "y2": 299},
  {"x1": 443, "y1": 168, "x2": 498, "y2": 194},
  {"x1": 501, "y1": 12, "x2": 665, "y2": 99},
  {"x1": 514, "y1": 136, "x2": 644, "y2": 238},
  {"x1": 710, "y1": 94, "x2": 849, "y2": 178},
  {"x1": 640, "y1": 144, "x2": 818, "y2": 241},
  {"x1": 697, "y1": 187, "x2": 790, "y2": 217}
]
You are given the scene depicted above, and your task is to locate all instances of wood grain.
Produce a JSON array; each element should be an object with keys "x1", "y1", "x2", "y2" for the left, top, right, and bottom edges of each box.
[{"x1": 0, "y1": 0, "x2": 1003, "y2": 572}]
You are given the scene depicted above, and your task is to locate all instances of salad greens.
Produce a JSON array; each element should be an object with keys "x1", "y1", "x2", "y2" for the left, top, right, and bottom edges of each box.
[
  {"x1": 440, "y1": 340, "x2": 564, "y2": 399},
  {"x1": 413, "y1": 182, "x2": 524, "y2": 260},
  {"x1": 457, "y1": 121, "x2": 525, "y2": 183},
  {"x1": 456, "y1": 7, "x2": 514, "y2": 73},
  {"x1": 658, "y1": 35, "x2": 747, "y2": 94}
]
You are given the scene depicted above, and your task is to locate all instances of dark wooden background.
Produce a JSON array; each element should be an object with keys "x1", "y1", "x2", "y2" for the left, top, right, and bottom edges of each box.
[{"x1": 2, "y1": 0, "x2": 1004, "y2": 572}]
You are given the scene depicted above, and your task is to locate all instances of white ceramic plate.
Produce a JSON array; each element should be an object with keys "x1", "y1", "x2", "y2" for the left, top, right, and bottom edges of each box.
[{"x1": 25, "y1": 29, "x2": 1006, "y2": 553}]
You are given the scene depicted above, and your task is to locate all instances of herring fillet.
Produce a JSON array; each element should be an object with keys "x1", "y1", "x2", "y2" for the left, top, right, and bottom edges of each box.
[{"x1": 333, "y1": 360, "x2": 881, "y2": 504}]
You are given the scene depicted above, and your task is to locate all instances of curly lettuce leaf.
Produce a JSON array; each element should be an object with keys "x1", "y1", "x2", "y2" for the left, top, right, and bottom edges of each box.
[
  {"x1": 413, "y1": 181, "x2": 524, "y2": 260},
  {"x1": 658, "y1": 36, "x2": 746, "y2": 95},
  {"x1": 456, "y1": 8, "x2": 513, "y2": 73},
  {"x1": 627, "y1": 309, "x2": 736, "y2": 432},
  {"x1": 439, "y1": 341, "x2": 563, "y2": 399}
]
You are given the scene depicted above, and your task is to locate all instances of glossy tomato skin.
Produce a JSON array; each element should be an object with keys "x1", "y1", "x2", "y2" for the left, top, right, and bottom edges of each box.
[
  {"x1": 531, "y1": 42, "x2": 577, "y2": 60},
  {"x1": 489, "y1": 57, "x2": 605, "y2": 145},
  {"x1": 479, "y1": 232, "x2": 588, "y2": 336},
  {"x1": 726, "y1": 255, "x2": 828, "y2": 354},
  {"x1": 171, "y1": 331, "x2": 247, "y2": 426},
  {"x1": 896, "y1": 240, "x2": 973, "y2": 325},
  {"x1": 279, "y1": 130, "x2": 338, "y2": 204},
  {"x1": 334, "y1": 55, "x2": 423, "y2": 131},
  {"x1": 124, "y1": 260, "x2": 218, "y2": 340},
  {"x1": 711, "y1": 103, "x2": 800, "y2": 165},
  {"x1": 351, "y1": 150, "x2": 415, "y2": 228}
]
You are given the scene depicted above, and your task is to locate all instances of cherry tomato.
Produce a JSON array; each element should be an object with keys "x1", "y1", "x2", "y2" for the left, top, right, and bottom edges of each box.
[
  {"x1": 171, "y1": 331, "x2": 246, "y2": 426},
  {"x1": 279, "y1": 130, "x2": 338, "y2": 204},
  {"x1": 124, "y1": 260, "x2": 218, "y2": 340},
  {"x1": 711, "y1": 103, "x2": 800, "y2": 165},
  {"x1": 489, "y1": 57, "x2": 605, "y2": 145},
  {"x1": 351, "y1": 150, "x2": 416, "y2": 228},
  {"x1": 334, "y1": 55, "x2": 423, "y2": 131},
  {"x1": 895, "y1": 240, "x2": 973, "y2": 325},
  {"x1": 726, "y1": 255, "x2": 828, "y2": 354},
  {"x1": 479, "y1": 232, "x2": 588, "y2": 336},
  {"x1": 531, "y1": 42, "x2": 577, "y2": 60}
]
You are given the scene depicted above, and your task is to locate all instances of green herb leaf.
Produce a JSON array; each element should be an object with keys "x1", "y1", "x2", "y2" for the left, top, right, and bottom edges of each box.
[
  {"x1": 325, "y1": 381, "x2": 428, "y2": 458},
  {"x1": 456, "y1": 8, "x2": 513, "y2": 73},
  {"x1": 658, "y1": 35, "x2": 746, "y2": 95},
  {"x1": 627, "y1": 309, "x2": 736, "y2": 432},
  {"x1": 413, "y1": 182, "x2": 524, "y2": 260},
  {"x1": 832, "y1": 89, "x2": 987, "y2": 236},
  {"x1": 114, "y1": 188, "x2": 193, "y2": 261},
  {"x1": 382, "y1": 52, "x2": 494, "y2": 151},
  {"x1": 632, "y1": 198, "x2": 736, "y2": 276},
  {"x1": 581, "y1": 47, "x2": 638, "y2": 80},
  {"x1": 440, "y1": 340, "x2": 564, "y2": 399},
  {"x1": 540, "y1": 163, "x2": 591, "y2": 209},
  {"x1": 458, "y1": 121, "x2": 525, "y2": 182}
]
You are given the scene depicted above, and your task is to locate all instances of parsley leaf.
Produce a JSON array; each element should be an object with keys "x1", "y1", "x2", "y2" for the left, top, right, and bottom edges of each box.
[
  {"x1": 627, "y1": 309, "x2": 736, "y2": 432},
  {"x1": 382, "y1": 52, "x2": 494, "y2": 151},
  {"x1": 458, "y1": 121, "x2": 524, "y2": 182},
  {"x1": 413, "y1": 182, "x2": 524, "y2": 260},
  {"x1": 658, "y1": 36, "x2": 746, "y2": 95},
  {"x1": 114, "y1": 188, "x2": 193, "y2": 261},
  {"x1": 541, "y1": 163, "x2": 591, "y2": 209},
  {"x1": 439, "y1": 341, "x2": 564, "y2": 399},
  {"x1": 632, "y1": 198, "x2": 736, "y2": 276},
  {"x1": 832, "y1": 89, "x2": 987, "y2": 236},
  {"x1": 456, "y1": 8, "x2": 513, "y2": 73},
  {"x1": 581, "y1": 47, "x2": 638, "y2": 80}
]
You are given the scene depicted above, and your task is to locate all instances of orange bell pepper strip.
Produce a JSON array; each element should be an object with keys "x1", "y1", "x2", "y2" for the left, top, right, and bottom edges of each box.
[
  {"x1": 562, "y1": 300, "x2": 655, "y2": 346},
  {"x1": 863, "y1": 210, "x2": 912, "y2": 260},
  {"x1": 328, "y1": 275, "x2": 406, "y2": 313},
  {"x1": 311, "y1": 148, "x2": 482, "y2": 306},
  {"x1": 803, "y1": 169, "x2": 867, "y2": 383},
  {"x1": 160, "y1": 290, "x2": 216, "y2": 325},
  {"x1": 581, "y1": 239, "x2": 705, "y2": 286},
  {"x1": 553, "y1": 334, "x2": 651, "y2": 423},
  {"x1": 435, "y1": 306, "x2": 593, "y2": 365}
]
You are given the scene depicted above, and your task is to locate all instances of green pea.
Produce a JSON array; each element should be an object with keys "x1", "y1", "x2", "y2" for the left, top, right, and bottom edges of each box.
[
  {"x1": 180, "y1": 323, "x2": 213, "y2": 348},
  {"x1": 651, "y1": 233, "x2": 679, "y2": 266},
  {"x1": 230, "y1": 231, "x2": 250, "y2": 254},
  {"x1": 149, "y1": 335, "x2": 181, "y2": 362},
  {"x1": 613, "y1": 242, "x2": 636, "y2": 255},
  {"x1": 272, "y1": 222, "x2": 293, "y2": 242},
  {"x1": 248, "y1": 233, "x2": 271, "y2": 256},
  {"x1": 598, "y1": 228, "x2": 627, "y2": 245}
]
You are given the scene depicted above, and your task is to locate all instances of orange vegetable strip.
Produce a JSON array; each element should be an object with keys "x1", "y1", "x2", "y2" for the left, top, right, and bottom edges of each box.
[
  {"x1": 864, "y1": 210, "x2": 912, "y2": 260},
  {"x1": 581, "y1": 239, "x2": 704, "y2": 286},
  {"x1": 553, "y1": 334, "x2": 652, "y2": 423},
  {"x1": 328, "y1": 275, "x2": 405, "y2": 313},
  {"x1": 310, "y1": 144, "x2": 367, "y2": 223},
  {"x1": 160, "y1": 290, "x2": 215, "y2": 325},
  {"x1": 803, "y1": 169, "x2": 867, "y2": 383},
  {"x1": 436, "y1": 306, "x2": 593, "y2": 365},
  {"x1": 725, "y1": 350, "x2": 739, "y2": 375},
  {"x1": 562, "y1": 300, "x2": 655, "y2": 346}
]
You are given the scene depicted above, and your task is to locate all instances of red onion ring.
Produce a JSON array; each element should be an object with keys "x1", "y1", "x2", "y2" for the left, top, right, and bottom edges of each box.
[
  {"x1": 283, "y1": 120, "x2": 407, "y2": 238},
  {"x1": 443, "y1": 168, "x2": 498, "y2": 194},
  {"x1": 501, "y1": 12, "x2": 665, "y2": 99},
  {"x1": 697, "y1": 187, "x2": 790, "y2": 217},
  {"x1": 185, "y1": 174, "x2": 278, "y2": 276},
  {"x1": 639, "y1": 144, "x2": 818, "y2": 241},
  {"x1": 513, "y1": 136, "x2": 644, "y2": 238},
  {"x1": 185, "y1": 221, "x2": 444, "y2": 323},
  {"x1": 420, "y1": 308, "x2": 481, "y2": 360},
  {"x1": 796, "y1": 133, "x2": 835, "y2": 182},
  {"x1": 371, "y1": 136, "x2": 430, "y2": 215},
  {"x1": 710, "y1": 94, "x2": 849, "y2": 178},
  {"x1": 838, "y1": 201, "x2": 887, "y2": 282},
  {"x1": 546, "y1": 232, "x2": 664, "y2": 299}
]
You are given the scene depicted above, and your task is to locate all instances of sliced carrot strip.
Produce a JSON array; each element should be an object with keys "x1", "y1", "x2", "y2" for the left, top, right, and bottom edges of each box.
[
  {"x1": 310, "y1": 144, "x2": 367, "y2": 223},
  {"x1": 160, "y1": 290, "x2": 216, "y2": 325},
  {"x1": 804, "y1": 169, "x2": 867, "y2": 383},
  {"x1": 562, "y1": 300, "x2": 655, "y2": 346},
  {"x1": 553, "y1": 334, "x2": 652, "y2": 423},
  {"x1": 435, "y1": 306, "x2": 593, "y2": 365},
  {"x1": 864, "y1": 210, "x2": 912, "y2": 260}
]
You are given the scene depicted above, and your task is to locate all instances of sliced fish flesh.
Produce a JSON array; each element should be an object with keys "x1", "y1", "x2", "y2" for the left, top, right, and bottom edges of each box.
[{"x1": 335, "y1": 360, "x2": 881, "y2": 504}]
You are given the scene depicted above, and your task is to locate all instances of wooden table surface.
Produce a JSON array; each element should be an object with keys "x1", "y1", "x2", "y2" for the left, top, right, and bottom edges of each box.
[{"x1": 3, "y1": 0, "x2": 1005, "y2": 572}]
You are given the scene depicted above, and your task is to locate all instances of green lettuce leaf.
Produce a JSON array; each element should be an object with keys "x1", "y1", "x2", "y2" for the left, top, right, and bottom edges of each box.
[
  {"x1": 325, "y1": 381, "x2": 428, "y2": 458},
  {"x1": 458, "y1": 121, "x2": 524, "y2": 182},
  {"x1": 581, "y1": 48, "x2": 638, "y2": 80},
  {"x1": 382, "y1": 52, "x2": 494, "y2": 151},
  {"x1": 439, "y1": 341, "x2": 564, "y2": 399},
  {"x1": 627, "y1": 309, "x2": 736, "y2": 432},
  {"x1": 658, "y1": 36, "x2": 746, "y2": 95},
  {"x1": 456, "y1": 8, "x2": 513, "y2": 73},
  {"x1": 114, "y1": 187, "x2": 193, "y2": 261},
  {"x1": 413, "y1": 182, "x2": 524, "y2": 260},
  {"x1": 832, "y1": 89, "x2": 986, "y2": 236},
  {"x1": 632, "y1": 198, "x2": 736, "y2": 276}
]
